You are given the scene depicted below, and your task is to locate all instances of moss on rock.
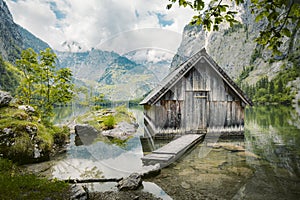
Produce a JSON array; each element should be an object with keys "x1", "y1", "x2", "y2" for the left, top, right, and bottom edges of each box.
[{"x1": 0, "y1": 104, "x2": 70, "y2": 164}]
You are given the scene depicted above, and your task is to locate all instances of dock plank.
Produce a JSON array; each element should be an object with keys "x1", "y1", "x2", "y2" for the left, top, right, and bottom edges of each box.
[
  {"x1": 152, "y1": 134, "x2": 202, "y2": 155},
  {"x1": 142, "y1": 134, "x2": 204, "y2": 168}
]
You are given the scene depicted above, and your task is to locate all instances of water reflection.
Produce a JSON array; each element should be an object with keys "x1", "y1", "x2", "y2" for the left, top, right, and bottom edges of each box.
[
  {"x1": 145, "y1": 106, "x2": 300, "y2": 200},
  {"x1": 52, "y1": 134, "x2": 145, "y2": 179},
  {"x1": 50, "y1": 105, "x2": 300, "y2": 199},
  {"x1": 52, "y1": 105, "x2": 89, "y2": 125}
]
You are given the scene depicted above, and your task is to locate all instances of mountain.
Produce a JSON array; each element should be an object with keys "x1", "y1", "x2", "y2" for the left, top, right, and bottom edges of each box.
[
  {"x1": 124, "y1": 49, "x2": 172, "y2": 81},
  {"x1": 0, "y1": 0, "x2": 50, "y2": 62},
  {"x1": 171, "y1": 0, "x2": 299, "y2": 85},
  {"x1": 56, "y1": 49, "x2": 157, "y2": 100},
  {"x1": 0, "y1": 0, "x2": 51, "y2": 93},
  {"x1": 55, "y1": 49, "x2": 120, "y2": 82}
]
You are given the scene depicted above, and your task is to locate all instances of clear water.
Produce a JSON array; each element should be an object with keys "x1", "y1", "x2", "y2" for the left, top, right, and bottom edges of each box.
[
  {"x1": 146, "y1": 106, "x2": 300, "y2": 199},
  {"x1": 49, "y1": 105, "x2": 300, "y2": 199}
]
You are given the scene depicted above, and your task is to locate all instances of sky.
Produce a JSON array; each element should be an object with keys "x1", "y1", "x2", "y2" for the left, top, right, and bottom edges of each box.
[{"x1": 5, "y1": 0, "x2": 196, "y2": 54}]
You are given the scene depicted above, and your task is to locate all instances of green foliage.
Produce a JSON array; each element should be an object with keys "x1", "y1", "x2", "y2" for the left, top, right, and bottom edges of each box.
[
  {"x1": 223, "y1": 23, "x2": 244, "y2": 36},
  {"x1": 252, "y1": 0, "x2": 300, "y2": 56},
  {"x1": 16, "y1": 48, "x2": 74, "y2": 121},
  {"x1": 0, "y1": 106, "x2": 70, "y2": 164},
  {"x1": 240, "y1": 63, "x2": 300, "y2": 105},
  {"x1": 91, "y1": 93, "x2": 105, "y2": 110},
  {"x1": 250, "y1": 46, "x2": 263, "y2": 64},
  {"x1": 237, "y1": 65, "x2": 254, "y2": 85},
  {"x1": 0, "y1": 158, "x2": 69, "y2": 200},
  {"x1": 101, "y1": 115, "x2": 116, "y2": 130},
  {"x1": 0, "y1": 55, "x2": 21, "y2": 94},
  {"x1": 166, "y1": 0, "x2": 300, "y2": 55},
  {"x1": 52, "y1": 126, "x2": 70, "y2": 147}
]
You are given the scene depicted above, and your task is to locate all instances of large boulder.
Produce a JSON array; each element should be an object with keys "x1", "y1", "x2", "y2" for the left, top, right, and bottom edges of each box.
[
  {"x1": 0, "y1": 90, "x2": 12, "y2": 107},
  {"x1": 74, "y1": 124, "x2": 99, "y2": 145},
  {"x1": 117, "y1": 173, "x2": 143, "y2": 191}
]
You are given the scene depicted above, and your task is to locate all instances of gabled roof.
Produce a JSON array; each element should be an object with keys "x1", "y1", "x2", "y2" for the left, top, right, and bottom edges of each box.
[{"x1": 140, "y1": 48, "x2": 253, "y2": 106}]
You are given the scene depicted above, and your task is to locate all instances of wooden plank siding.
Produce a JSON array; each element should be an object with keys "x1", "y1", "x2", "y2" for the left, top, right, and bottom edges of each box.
[{"x1": 141, "y1": 48, "x2": 252, "y2": 137}]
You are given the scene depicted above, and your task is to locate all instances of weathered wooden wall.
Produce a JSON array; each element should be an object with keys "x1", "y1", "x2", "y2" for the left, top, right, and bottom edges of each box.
[{"x1": 144, "y1": 57, "x2": 245, "y2": 134}]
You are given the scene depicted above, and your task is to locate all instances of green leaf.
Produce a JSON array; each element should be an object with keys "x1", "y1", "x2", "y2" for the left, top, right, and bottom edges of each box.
[
  {"x1": 227, "y1": 11, "x2": 237, "y2": 15},
  {"x1": 255, "y1": 12, "x2": 265, "y2": 22},
  {"x1": 213, "y1": 25, "x2": 219, "y2": 31},
  {"x1": 281, "y1": 28, "x2": 291, "y2": 37},
  {"x1": 219, "y1": 5, "x2": 228, "y2": 12},
  {"x1": 166, "y1": 4, "x2": 172, "y2": 9}
]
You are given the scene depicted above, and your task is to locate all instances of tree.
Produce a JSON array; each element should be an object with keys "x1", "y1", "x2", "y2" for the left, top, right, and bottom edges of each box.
[
  {"x1": 166, "y1": 0, "x2": 300, "y2": 55},
  {"x1": 16, "y1": 48, "x2": 74, "y2": 121},
  {"x1": 0, "y1": 55, "x2": 20, "y2": 93},
  {"x1": 16, "y1": 48, "x2": 38, "y2": 104}
]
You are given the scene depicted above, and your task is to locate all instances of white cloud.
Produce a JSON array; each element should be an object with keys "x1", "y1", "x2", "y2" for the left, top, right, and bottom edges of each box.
[{"x1": 5, "y1": 0, "x2": 195, "y2": 52}]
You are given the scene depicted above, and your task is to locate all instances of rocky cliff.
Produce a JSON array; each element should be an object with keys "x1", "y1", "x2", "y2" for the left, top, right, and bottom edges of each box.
[
  {"x1": 0, "y1": 0, "x2": 50, "y2": 62},
  {"x1": 171, "y1": 0, "x2": 299, "y2": 85}
]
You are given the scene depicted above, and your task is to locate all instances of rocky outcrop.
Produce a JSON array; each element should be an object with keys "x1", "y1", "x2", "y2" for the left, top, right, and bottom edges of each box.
[
  {"x1": 0, "y1": 90, "x2": 12, "y2": 107},
  {"x1": 101, "y1": 121, "x2": 137, "y2": 140},
  {"x1": 171, "y1": 0, "x2": 299, "y2": 85},
  {"x1": 18, "y1": 105, "x2": 35, "y2": 114}
]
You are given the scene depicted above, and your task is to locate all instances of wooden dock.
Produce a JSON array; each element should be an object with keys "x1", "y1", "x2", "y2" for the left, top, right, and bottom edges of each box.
[{"x1": 141, "y1": 134, "x2": 205, "y2": 168}]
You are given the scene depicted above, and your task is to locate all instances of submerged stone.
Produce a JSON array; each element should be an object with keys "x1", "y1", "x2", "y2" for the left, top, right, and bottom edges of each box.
[
  {"x1": 117, "y1": 173, "x2": 143, "y2": 191},
  {"x1": 70, "y1": 184, "x2": 89, "y2": 200}
]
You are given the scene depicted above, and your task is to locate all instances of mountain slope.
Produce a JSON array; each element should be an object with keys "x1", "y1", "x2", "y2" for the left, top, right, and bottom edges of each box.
[
  {"x1": 56, "y1": 49, "x2": 158, "y2": 100},
  {"x1": 0, "y1": 0, "x2": 50, "y2": 62},
  {"x1": 171, "y1": 0, "x2": 299, "y2": 85},
  {"x1": 0, "y1": 0, "x2": 50, "y2": 92},
  {"x1": 124, "y1": 49, "x2": 172, "y2": 81},
  {"x1": 98, "y1": 55, "x2": 157, "y2": 100}
]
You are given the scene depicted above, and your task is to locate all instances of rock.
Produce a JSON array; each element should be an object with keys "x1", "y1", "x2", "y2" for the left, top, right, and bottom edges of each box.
[
  {"x1": 222, "y1": 144, "x2": 245, "y2": 152},
  {"x1": 210, "y1": 143, "x2": 245, "y2": 152},
  {"x1": 237, "y1": 151, "x2": 261, "y2": 159},
  {"x1": 74, "y1": 124, "x2": 99, "y2": 145},
  {"x1": 25, "y1": 125, "x2": 37, "y2": 135},
  {"x1": 140, "y1": 163, "x2": 161, "y2": 178},
  {"x1": 0, "y1": 90, "x2": 12, "y2": 107},
  {"x1": 18, "y1": 105, "x2": 35, "y2": 114},
  {"x1": 117, "y1": 173, "x2": 143, "y2": 191},
  {"x1": 101, "y1": 121, "x2": 137, "y2": 140},
  {"x1": 181, "y1": 181, "x2": 191, "y2": 189},
  {"x1": 70, "y1": 184, "x2": 89, "y2": 200}
]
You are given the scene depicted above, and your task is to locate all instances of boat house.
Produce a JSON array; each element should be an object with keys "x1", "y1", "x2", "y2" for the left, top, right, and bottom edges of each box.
[{"x1": 140, "y1": 48, "x2": 253, "y2": 137}]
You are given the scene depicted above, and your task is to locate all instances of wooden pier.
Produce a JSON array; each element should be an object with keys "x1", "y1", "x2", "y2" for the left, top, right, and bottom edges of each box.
[{"x1": 141, "y1": 134, "x2": 205, "y2": 168}]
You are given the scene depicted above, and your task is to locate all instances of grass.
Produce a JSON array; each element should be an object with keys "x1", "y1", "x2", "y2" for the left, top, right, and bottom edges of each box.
[
  {"x1": 75, "y1": 105, "x2": 136, "y2": 147},
  {"x1": 76, "y1": 105, "x2": 135, "y2": 130},
  {"x1": 101, "y1": 114, "x2": 116, "y2": 130},
  {"x1": 0, "y1": 158, "x2": 70, "y2": 200}
]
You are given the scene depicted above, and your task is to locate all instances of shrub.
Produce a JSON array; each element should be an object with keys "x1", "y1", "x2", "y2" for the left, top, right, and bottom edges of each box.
[{"x1": 102, "y1": 115, "x2": 116, "y2": 130}]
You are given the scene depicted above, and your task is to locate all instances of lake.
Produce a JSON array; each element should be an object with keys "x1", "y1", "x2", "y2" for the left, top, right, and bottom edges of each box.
[{"x1": 48, "y1": 105, "x2": 300, "y2": 199}]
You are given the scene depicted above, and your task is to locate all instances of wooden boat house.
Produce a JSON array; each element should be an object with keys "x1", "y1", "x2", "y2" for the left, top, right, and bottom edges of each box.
[{"x1": 140, "y1": 48, "x2": 253, "y2": 137}]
